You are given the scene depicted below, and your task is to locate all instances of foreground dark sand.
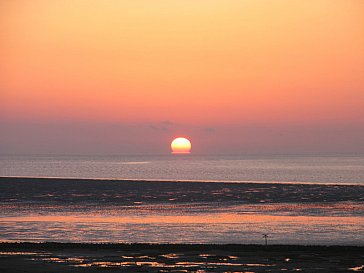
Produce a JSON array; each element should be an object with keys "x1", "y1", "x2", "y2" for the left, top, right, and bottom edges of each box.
[{"x1": 1, "y1": 243, "x2": 363, "y2": 272}]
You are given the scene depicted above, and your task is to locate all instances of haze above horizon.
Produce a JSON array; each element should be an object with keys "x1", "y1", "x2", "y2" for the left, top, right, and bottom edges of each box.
[{"x1": 1, "y1": 0, "x2": 363, "y2": 155}]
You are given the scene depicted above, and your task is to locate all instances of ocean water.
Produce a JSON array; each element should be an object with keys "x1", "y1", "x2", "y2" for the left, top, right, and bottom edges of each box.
[
  {"x1": 0, "y1": 154, "x2": 364, "y2": 245},
  {"x1": 1, "y1": 154, "x2": 364, "y2": 184}
]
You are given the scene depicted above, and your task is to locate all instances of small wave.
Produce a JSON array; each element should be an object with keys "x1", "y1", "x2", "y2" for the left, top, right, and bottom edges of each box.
[{"x1": 120, "y1": 162, "x2": 151, "y2": 165}]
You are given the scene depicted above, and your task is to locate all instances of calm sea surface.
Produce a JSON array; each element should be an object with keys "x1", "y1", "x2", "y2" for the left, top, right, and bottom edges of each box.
[
  {"x1": 1, "y1": 154, "x2": 364, "y2": 184},
  {"x1": 0, "y1": 154, "x2": 364, "y2": 245}
]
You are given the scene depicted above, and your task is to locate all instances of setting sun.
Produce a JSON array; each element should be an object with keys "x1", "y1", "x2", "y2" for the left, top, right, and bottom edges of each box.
[{"x1": 171, "y1": 137, "x2": 192, "y2": 154}]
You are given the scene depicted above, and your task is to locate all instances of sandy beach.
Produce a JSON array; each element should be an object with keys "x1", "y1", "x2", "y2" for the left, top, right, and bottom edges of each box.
[{"x1": 1, "y1": 242, "x2": 364, "y2": 272}]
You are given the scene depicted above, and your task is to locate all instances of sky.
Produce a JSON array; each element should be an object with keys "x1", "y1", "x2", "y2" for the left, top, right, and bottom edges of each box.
[{"x1": 1, "y1": 0, "x2": 364, "y2": 155}]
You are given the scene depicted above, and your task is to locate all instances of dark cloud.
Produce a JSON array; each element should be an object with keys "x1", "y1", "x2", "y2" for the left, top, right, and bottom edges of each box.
[
  {"x1": 149, "y1": 125, "x2": 168, "y2": 131},
  {"x1": 204, "y1": 127, "x2": 216, "y2": 133},
  {"x1": 149, "y1": 121, "x2": 177, "y2": 131},
  {"x1": 160, "y1": 120, "x2": 175, "y2": 126}
]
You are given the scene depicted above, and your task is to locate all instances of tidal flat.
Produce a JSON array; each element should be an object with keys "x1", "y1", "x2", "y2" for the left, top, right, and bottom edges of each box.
[{"x1": 1, "y1": 177, "x2": 364, "y2": 245}]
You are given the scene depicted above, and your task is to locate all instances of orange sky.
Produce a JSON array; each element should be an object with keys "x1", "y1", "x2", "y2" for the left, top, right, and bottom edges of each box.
[{"x1": 1, "y1": 0, "x2": 364, "y2": 154}]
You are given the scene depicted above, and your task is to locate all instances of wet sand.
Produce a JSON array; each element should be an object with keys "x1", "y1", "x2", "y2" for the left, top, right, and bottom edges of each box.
[
  {"x1": 0, "y1": 243, "x2": 363, "y2": 272},
  {"x1": 1, "y1": 177, "x2": 364, "y2": 245},
  {"x1": 1, "y1": 177, "x2": 364, "y2": 205}
]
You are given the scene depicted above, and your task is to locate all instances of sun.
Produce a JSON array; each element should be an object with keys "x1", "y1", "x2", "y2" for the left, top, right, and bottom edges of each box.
[{"x1": 171, "y1": 137, "x2": 192, "y2": 154}]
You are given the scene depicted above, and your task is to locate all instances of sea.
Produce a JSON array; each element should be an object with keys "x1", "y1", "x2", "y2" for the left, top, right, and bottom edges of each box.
[{"x1": 0, "y1": 154, "x2": 363, "y2": 245}]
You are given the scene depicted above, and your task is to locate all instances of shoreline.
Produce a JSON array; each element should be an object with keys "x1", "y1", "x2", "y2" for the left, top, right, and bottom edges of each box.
[
  {"x1": 1, "y1": 175, "x2": 364, "y2": 186},
  {"x1": 2, "y1": 242, "x2": 364, "y2": 250}
]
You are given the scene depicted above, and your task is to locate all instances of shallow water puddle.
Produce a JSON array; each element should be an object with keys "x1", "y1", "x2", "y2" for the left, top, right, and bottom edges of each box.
[{"x1": 350, "y1": 265, "x2": 364, "y2": 271}]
